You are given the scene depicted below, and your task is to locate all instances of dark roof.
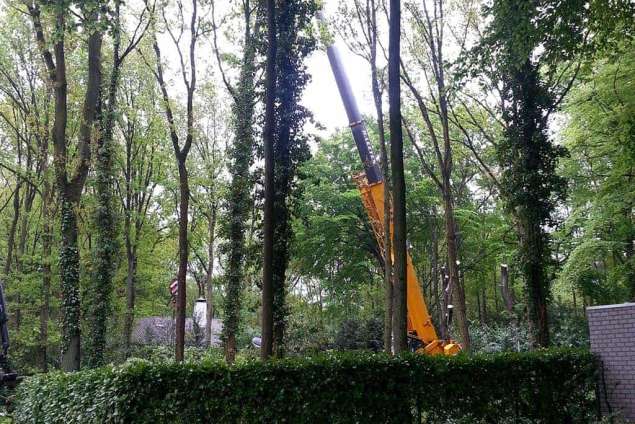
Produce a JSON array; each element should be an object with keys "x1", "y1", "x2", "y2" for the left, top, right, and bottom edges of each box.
[{"x1": 132, "y1": 316, "x2": 223, "y2": 346}]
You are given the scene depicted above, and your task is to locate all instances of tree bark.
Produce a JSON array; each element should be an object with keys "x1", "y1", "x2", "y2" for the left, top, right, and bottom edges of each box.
[
  {"x1": 39, "y1": 172, "x2": 53, "y2": 371},
  {"x1": 175, "y1": 160, "x2": 189, "y2": 361},
  {"x1": 500, "y1": 264, "x2": 515, "y2": 313},
  {"x1": 261, "y1": 0, "x2": 277, "y2": 360},
  {"x1": 442, "y1": 189, "x2": 470, "y2": 349},
  {"x1": 388, "y1": 0, "x2": 407, "y2": 354},
  {"x1": 205, "y1": 204, "x2": 217, "y2": 346},
  {"x1": 3, "y1": 182, "x2": 20, "y2": 277}
]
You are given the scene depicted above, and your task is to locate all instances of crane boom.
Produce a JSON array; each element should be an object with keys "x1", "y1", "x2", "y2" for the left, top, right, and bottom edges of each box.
[{"x1": 323, "y1": 38, "x2": 460, "y2": 356}]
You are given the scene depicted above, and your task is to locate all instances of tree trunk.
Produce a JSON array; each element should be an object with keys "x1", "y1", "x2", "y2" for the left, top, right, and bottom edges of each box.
[
  {"x1": 39, "y1": 177, "x2": 52, "y2": 372},
  {"x1": 205, "y1": 204, "x2": 217, "y2": 346},
  {"x1": 366, "y1": 0, "x2": 393, "y2": 354},
  {"x1": 481, "y1": 287, "x2": 487, "y2": 324},
  {"x1": 522, "y1": 219, "x2": 550, "y2": 347},
  {"x1": 123, "y1": 235, "x2": 137, "y2": 357},
  {"x1": 222, "y1": 3, "x2": 258, "y2": 364},
  {"x1": 175, "y1": 160, "x2": 189, "y2": 362},
  {"x1": 442, "y1": 188, "x2": 470, "y2": 350},
  {"x1": 3, "y1": 181, "x2": 20, "y2": 277},
  {"x1": 60, "y1": 198, "x2": 81, "y2": 371},
  {"x1": 15, "y1": 181, "x2": 36, "y2": 331},
  {"x1": 388, "y1": 0, "x2": 407, "y2": 354},
  {"x1": 500, "y1": 264, "x2": 515, "y2": 313},
  {"x1": 261, "y1": 0, "x2": 277, "y2": 360},
  {"x1": 87, "y1": 0, "x2": 123, "y2": 367}
]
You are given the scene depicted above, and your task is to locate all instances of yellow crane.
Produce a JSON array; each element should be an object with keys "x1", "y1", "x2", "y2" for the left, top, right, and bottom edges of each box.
[{"x1": 323, "y1": 35, "x2": 460, "y2": 356}]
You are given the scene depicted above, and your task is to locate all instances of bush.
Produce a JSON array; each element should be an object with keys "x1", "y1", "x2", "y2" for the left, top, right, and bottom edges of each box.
[
  {"x1": 12, "y1": 349, "x2": 597, "y2": 424},
  {"x1": 334, "y1": 317, "x2": 383, "y2": 351}
]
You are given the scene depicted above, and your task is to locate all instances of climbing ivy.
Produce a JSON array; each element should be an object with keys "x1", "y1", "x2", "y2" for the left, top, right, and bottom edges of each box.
[
  {"x1": 59, "y1": 200, "x2": 81, "y2": 360},
  {"x1": 258, "y1": 0, "x2": 317, "y2": 357}
]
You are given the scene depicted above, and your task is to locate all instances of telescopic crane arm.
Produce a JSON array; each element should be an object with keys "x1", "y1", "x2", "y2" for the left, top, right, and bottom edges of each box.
[{"x1": 322, "y1": 26, "x2": 460, "y2": 356}]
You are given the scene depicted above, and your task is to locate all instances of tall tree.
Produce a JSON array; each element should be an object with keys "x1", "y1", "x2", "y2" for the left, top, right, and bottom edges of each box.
[
  {"x1": 269, "y1": 0, "x2": 316, "y2": 357},
  {"x1": 116, "y1": 59, "x2": 162, "y2": 357},
  {"x1": 388, "y1": 0, "x2": 407, "y2": 354},
  {"x1": 146, "y1": 0, "x2": 199, "y2": 362},
  {"x1": 213, "y1": 0, "x2": 259, "y2": 363},
  {"x1": 28, "y1": 1, "x2": 103, "y2": 371},
  {"x1": 261, "y1": 0, "x2": 277, "y2": 360},
  {"x1": 86, "y1": 0, "x2": 147, "y2": 368},
  {"x1": 466, "y1": 0, "x2": 634, "y2": 346},
  {"x1": 400, "y1": 0, "x2": 472, "y2": 350}
]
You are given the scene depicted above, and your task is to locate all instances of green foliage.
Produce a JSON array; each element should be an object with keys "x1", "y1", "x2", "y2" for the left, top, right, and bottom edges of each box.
[
  {"x1": 334, "y1": 316, "x2": 382, "y2": 351},
  {"x1": 13, "y1": 349, "x2": 597, "y2": 423},
  {"x1": 556, "y1": 39, "x2": 635, "y2": 301}
]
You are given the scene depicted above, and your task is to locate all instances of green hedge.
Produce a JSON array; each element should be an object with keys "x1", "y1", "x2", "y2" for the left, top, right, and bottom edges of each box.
[{"x1": 13, "y1": 349, "x2": 597, "y2": 423}]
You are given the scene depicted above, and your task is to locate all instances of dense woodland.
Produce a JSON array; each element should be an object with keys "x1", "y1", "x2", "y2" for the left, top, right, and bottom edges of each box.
[{"x1": 0, "y1": 0, "x2": 633, "y2": 375}]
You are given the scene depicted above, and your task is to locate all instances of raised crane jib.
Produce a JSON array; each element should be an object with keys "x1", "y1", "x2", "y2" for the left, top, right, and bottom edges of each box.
[{"x1": 324, "y1": 43, "x2": 383, "y2": 185}]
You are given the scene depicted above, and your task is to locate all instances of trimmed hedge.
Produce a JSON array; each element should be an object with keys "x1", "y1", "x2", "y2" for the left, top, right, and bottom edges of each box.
[{"x1": 13, "y1": 349, "x2": 597, "y2": 423}]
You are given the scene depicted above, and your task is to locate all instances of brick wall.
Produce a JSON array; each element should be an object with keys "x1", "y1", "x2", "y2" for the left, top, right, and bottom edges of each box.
[{"x1": 587, "y1": 303, "x2": 635, "y2": 422}]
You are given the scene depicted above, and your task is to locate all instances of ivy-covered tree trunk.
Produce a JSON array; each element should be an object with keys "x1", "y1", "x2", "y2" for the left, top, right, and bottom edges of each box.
[
  {"x1": 27, "y1": 2, "x2": 104, "y2": 370},
  {"x1": 500, "y1": 60, "x2": 566, "y2": 347},
  {"x1": 87, "y1": 1, "x2": 123, "y2": 368},
  {"x1": 261, "y1": 0, "x2": 277, "y2": 360},
  {"x1": 222, "y1": 4, "x2": 258, "y2": 363},
  {"x1": 269, "y1": 0, "x2": 316, "y2": 357}
]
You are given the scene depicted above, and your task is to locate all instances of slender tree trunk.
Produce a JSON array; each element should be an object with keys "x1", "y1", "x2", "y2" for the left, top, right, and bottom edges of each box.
[
  {"x1": 123, "y1": 235, "x2": 137, "y2": 357},
  {"x1": 500, "y1": 264, "x2": 515, "y2": 313},
  {"x1": 149, "y1": 0, "x2": 198, "y2": 361},
  {"x1": 175, "y1": 160, "x2": 189, "y2": 362},
  {"x1": 14, "y1": 184, "x2": 34, "y2": 332},
  {"x1": 205, "y1": 204, "x2": 217, "y2": 346},
  {"x1": 3, "y1": 181, "x2": 20, "y2": 277},
  {"x1": 442, "y1": 185, "x2": 470, "y2": 350},
  {"x1": 388, "y1": 0, "x2": 407, "y2": 354},
  {"x1": 366, "y1": 0, "x2": 393, "y2": 354},
  {"x1": 481, "y1": 287, "x2": 487, "y2": 324},
  {"x1": 261, "y1": 0, "x2": 277, "y2": 360},
  {"x1": 39, "y1": 177, "x2": 52, "y2": 372}
]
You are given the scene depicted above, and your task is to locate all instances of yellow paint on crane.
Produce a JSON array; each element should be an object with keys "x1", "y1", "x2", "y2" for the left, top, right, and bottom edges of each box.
[{"x1": 355, "y1": 176, "x2": 460, "y2": 356}]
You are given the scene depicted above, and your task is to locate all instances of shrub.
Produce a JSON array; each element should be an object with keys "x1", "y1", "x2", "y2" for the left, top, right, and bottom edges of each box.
[
  {"x1": 12, "y1": 349, "x2": 597, "y2": 424},
  {"x1": 334, "y1": 317, "x2": 384, "y2": 351}
]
